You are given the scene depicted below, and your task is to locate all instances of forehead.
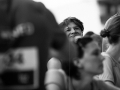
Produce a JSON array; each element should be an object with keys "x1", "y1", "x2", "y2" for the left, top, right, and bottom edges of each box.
[
  {"x1": 84, "y1": 41, "x2": 100, "y2": 52},
  {"x1": 67, "y1": 22, "x2": 78, "y2": 28},
  {"x1": 64, "y1": 22, "x2": 82, "y2": 32}
]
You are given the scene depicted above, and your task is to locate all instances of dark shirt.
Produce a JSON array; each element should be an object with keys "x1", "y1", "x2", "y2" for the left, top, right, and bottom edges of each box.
[{"x1": 0, "y1": 0, "x2": 67, "y2": 90}]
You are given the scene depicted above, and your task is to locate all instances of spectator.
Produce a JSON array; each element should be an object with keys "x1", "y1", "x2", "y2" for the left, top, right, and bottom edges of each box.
[
  {"x1": 0, "y1": 0, "x2": 77, "y2": 90},
  {"x1": 47, "y1": 17, "x2": 84, "y2": 70},
  {"x1": 98, "y1": 13, "x2": 120, "y2": 89},
  {"x1": 45, "y1": 37, "x2": 120, "y2": 90},
  {"x1": 59, "y1": 17, "x2": 84, "y2": 41}
]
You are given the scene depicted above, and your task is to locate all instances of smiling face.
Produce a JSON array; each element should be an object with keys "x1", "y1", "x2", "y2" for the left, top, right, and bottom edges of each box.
[
  {"x1": 79, "y1": 41, "x2": 104, "y2": 75},
  {"x1": 64, "y1": 22, "x2": 83, "y2": 39}
]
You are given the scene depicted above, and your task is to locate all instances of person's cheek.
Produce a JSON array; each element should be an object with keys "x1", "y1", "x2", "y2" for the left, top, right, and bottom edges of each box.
[
  {"x1": 88, "y1": 57, "x2": 96, "y2": 67},
  {"x1": 66, "y1": 32, "x2": 70, "y2": 37},
  {"x1": 85, "y1": 57, "x2": 94, "y2": 70},
  {"x1": 94, "y1": 57, "x2": 101, "y2": 69}
]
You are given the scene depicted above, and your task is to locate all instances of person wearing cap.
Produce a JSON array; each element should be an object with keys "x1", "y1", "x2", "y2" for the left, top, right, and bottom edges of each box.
[
  {"x1": 0, "y1": 0, "x2": 77, "y2": 90},
  {"x1": 98, "y1": 14, "x2": 120, "y2": 89}
]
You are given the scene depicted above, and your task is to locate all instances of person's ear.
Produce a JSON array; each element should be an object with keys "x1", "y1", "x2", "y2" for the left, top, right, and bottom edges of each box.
[{"x1": 73, "y1": 59, "x2": 83, "y2": 68}]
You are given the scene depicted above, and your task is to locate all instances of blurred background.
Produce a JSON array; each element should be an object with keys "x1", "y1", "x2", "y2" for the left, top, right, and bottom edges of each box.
[{"x1": 33, "y1": 0, "x2": 120, "y2": 35}]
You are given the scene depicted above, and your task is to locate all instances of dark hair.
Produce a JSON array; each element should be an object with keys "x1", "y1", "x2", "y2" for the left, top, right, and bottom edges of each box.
[
  {"x1": 84, "y1": 31, "x2": 94, "y2": 37},
  {"x1": 91, "y1": 34, "x2": 102, "y2": 51},
  {"x1": 62, "y1": 37, "x2": 93, "y2": 80},
  {"x1": 100, "y1": 14, "x2": 120, "y2": 44},
  {"x1": 59, "y1": 17, "x2": 84, "y2": 32}
]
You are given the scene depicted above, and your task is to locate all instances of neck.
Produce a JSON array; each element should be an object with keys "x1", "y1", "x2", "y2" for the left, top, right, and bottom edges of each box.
[
  {"x1": 72, "y1": 71, "x2": 93, "y2": 90},
  {"x1": 106, "y1": 44, "x2": 120, "y2": 61}
]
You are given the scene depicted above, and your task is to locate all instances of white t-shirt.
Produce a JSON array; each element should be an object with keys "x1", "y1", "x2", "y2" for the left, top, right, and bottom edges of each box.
[{"x1": 98, "y1": 52, "x2": 120, "y2": 87}]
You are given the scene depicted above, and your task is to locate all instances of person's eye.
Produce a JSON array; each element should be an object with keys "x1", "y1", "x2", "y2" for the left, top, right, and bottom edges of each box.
[
  {"x1": 65, "y1": 28, "x2": 70, "y2": 32},
  {"x1": 92, "y1": 50, "x2": 100, "y2": 56},
  {"x1": 74, "y1": 27, "x2": 80, "y2": 30}
]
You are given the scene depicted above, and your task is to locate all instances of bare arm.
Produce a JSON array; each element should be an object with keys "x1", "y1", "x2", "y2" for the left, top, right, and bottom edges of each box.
[
  {"x1": 46, "y1": 84, "x2": 61, "y2": 90},
  {"x1": 45, "y1": 70, "x2": 66, "y2": 90}
]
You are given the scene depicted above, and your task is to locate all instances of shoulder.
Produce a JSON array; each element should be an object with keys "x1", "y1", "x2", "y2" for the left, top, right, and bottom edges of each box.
[
  {"x1": 92, "y1": 79, "x2": 113, "y2": 90},
  {"x1": 101, "y1": 52, "x2": 112, "y2": 64},
  {"x1": 47, "y1": 58, "x2": 62, "y2": 70},
  {"x1": 45, "y1": 69, "x2": 66, "y2": 89},
  {"x1": 93, "y1": 79, "x2": 120, "y2": 90},
  {"x1": 93, "y1": 79, "x2": 105, "y2": 85}
]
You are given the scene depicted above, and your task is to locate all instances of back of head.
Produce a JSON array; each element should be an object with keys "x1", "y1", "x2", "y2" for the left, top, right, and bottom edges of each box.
[
  {"x1": 59, "y1": 17, "x2": 84, "y2": 32},
  {"x1": 100, "y1": 13, "x2": 120, "y2": 44}
]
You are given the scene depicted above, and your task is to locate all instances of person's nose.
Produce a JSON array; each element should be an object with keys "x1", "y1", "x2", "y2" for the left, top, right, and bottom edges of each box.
[{"x1": 70, "y1": 28, "x2": 75, "y2": 34}]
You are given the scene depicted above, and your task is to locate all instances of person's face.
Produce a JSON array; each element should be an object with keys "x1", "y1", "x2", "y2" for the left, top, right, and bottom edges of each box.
[
  {"x1": 80, "y1": 41, "x2": 104, "y2": 75},
  {"x1": 64, "y1": 22, "x2": 83, "y2": 39}
]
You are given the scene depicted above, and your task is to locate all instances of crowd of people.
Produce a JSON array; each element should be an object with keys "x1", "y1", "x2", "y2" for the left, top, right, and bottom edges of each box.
[
  {"x1": 45, "y1": 14, "x2": 120, "y2": 90},
  {"x1": 0, "y1": 0, "x2": 120, "y2": 90}
]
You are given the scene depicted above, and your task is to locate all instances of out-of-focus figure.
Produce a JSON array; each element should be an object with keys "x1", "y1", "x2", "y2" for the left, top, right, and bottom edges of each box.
[
  {"x1": 0, "y1": 0, "x2": 77, "y2": 90},
  {"x1": 47, "y1": 17, "x2": 84, "y2": 70}
]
